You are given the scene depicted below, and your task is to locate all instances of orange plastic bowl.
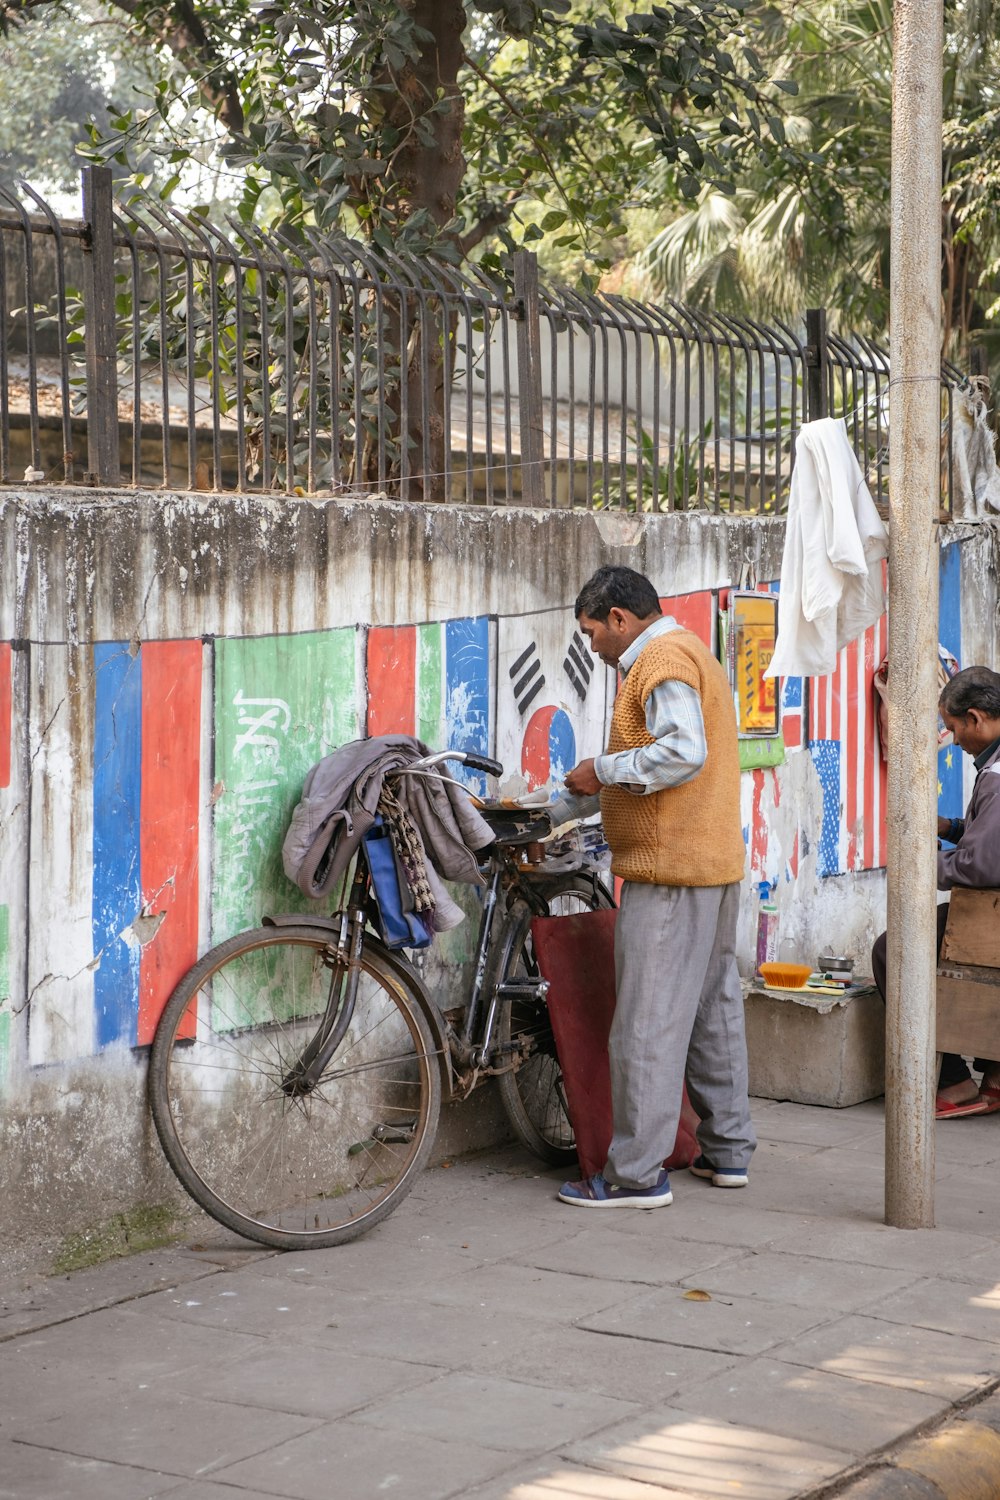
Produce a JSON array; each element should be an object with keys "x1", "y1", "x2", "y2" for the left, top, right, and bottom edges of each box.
[{"x1": 759, "y1": 962, "x2": 812, "y2": 989}]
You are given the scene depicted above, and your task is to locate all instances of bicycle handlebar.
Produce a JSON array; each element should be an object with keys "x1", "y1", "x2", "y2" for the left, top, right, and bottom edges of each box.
[
  {"x1": 402, "y1": 749, "x2": 503, "y2": 778},
  {"x1": 455, "y1": 751, "x2": 504, "y2": 777}
]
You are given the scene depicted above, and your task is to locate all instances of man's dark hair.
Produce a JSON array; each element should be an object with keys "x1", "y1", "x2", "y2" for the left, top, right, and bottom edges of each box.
[
  {"x1": 574, "y1": 566, "x2": 662, "y2": 622},
  {"x1": 939, "y1": 665, "x2": 1000, "y2": 719}
]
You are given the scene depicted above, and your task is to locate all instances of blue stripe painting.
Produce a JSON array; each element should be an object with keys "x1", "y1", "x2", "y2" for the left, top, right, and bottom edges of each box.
[
  {"x1": 92, "y1": 643, "x2": 142, "y2": 1049},
  {"x1": 445, "y1": 616, "x2": 491, "y2": 795},
  {"x1": 938, "y1": 542, "x2": 963, "y2": 820},
  {"x1": 810, "y1": 739, "x2": 842, "y2": 879}
]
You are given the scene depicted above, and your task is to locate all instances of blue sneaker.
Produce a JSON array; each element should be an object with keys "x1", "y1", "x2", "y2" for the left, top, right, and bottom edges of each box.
[
  {"x1": 689, "y1": 1155, "x2": 748, "y2": 1188},
  {"x1": 558, "y1": 1170, "x2": 672, "y2": 1209}
]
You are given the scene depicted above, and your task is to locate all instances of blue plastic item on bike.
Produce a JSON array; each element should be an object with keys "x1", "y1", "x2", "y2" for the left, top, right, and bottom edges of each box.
[{"x1": 363, "y1": 819, "x2": 433, "y2": 951}]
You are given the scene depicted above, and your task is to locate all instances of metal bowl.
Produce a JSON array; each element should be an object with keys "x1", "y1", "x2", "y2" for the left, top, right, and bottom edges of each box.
[{"x1": 818, "y1": 953, "x2": 853, "y2": 975}]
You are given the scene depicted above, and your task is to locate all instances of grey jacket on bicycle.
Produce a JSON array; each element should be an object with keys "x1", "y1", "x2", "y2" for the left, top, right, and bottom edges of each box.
[{"x1": 282, "y1": 734, "x2": 496, "y2": 901}]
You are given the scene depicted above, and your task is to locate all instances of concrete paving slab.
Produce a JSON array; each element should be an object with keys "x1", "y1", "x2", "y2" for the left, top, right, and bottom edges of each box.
[
  {"x1": 918, "y1": 1121, "x2": 1000, "y2": 1167},
  {"x1": 613, "y1": 1199, "x2": 813, "y2": 1249},
  {"x1": 747, "y1": 1100, "x2": 886, "y2": 1147},
  {"x1": 212, "y1": 1419, "x2": 521, "y2": 1499},
  {"x1": 250, "y1": 1216, "x2": 571, "y2": 1283},
  {"x1": 143, "y1": 1486, "x2": 277, "y2": 1500},
  {"x1": 578, "y1": 1285, "x2": 832, "y2": 1356},
  {"x1": 131, "y1": 1272, "x2": 343, "y2": 1337},
  {"x1": 701, "y1": 1162, "x2": 887, "y2": 1220},
  {"x1": 463, "y1": 1322, "x2": 739, "y2": 1406},
  {"x1": 256, "y1": 1235, "x2": 485, "y2": 1289},
  {"x1": 0, "y1": 1441, "x2": 182, "y2": 1500},
  {"x1": 946, "y1": 1242, "x2": 1000, "y2": 1285},
  {"x1": 0, "y1": 1309, "x2": 264, "y2": 1432},
  {"x1": 754, "y1": 1220, "x2": 998, "y2": 1274},
  {"x1": 0, "y1": 1249, "x2": 235, "y2": 1341},
  {"x1": 559, "y1": 1408, "x2": 851, "y2": 1500},
  {"x1": 664, "y1": 1354, "x2": 947, "y2": 1455},
  {"x1": 422, "y1": 1260, "x2": 643, "y2": 1321},
  {"x1": 350, "y1": 1368, "x2": 640, "y2": 1452},
  {"x1": 8, "y1": 1388, "x2": 320, "y2": 1479},
  {"x1": 774, "y1": 1311, "x2": 1000, "y2": 1398},
  {"x1": 300, "y1": 1286, "x2": 545, "y2": 1367},
  {"x1": 465, "y1": 1457, "x2": 698, "y2": 1498},
  {"x1": 157, "y1": 1343, "x2": 442, "y2": 1418},
  {"x1": 867, "y1": 1274, "x2": 1000, "y2": 1342},
  {"x1": 513, "y1": 1224, "x2": 746, "y2": 1286},
  {"x1": 924, "y1": 1176, "x2": 1000, "y2": 1231},
  {"x1": 676, "y1": 1250, "x2": 921, "y2": 1312}
]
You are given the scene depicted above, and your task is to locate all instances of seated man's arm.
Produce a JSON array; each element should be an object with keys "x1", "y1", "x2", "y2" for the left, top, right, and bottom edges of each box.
[{"x1": 938, "y1": 774, "x2": 1000, "y2": 889}]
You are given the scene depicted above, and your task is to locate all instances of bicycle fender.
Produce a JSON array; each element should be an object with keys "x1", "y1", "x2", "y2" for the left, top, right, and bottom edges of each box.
[{"x1": 261, "y1": 913, "x2": 455, "y2": 1098}]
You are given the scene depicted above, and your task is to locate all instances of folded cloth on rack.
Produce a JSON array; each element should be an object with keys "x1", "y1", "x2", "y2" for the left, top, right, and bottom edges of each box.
[
  {"x1": 951, "y1": 385, "x2": 1000, "y2": 519},
  {"x1": 765, "y1": 417, "x2": 888, "y2": 680},
  {"x1": 282, "y1": 734, "x2": 495, "y2": 902}
]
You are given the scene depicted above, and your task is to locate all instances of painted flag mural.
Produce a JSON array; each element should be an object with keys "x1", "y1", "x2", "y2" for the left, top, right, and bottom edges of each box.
[
  {"x1": 807, "y1": 615, "x2": 888, "y2": 876},
  {"x1": 496, "y1": 610, "x2": 610, "y2": 792},
  {"x1": 367, "y1": 617, "x2": 491, "y2": 772},
  {"x1": 213, "y1": 629, "x2": 363, "y2": 943},
  {"x1": 91, "y1": 640, "x2": 204, "y2": 1048}
]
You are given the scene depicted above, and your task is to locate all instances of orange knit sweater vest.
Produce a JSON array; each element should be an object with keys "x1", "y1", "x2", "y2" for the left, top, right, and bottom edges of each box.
[{"x1": 600, "y1": 630, "x2": 746, "y2": 887}]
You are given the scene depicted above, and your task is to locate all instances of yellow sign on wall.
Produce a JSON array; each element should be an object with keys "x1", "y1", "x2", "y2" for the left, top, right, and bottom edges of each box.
[{"x1": 731, "y1": 592, "x2": 779, "y2": 736}]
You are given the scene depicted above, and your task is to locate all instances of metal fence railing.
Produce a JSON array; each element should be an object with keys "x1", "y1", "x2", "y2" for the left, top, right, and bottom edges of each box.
[{"x1": 0, "y1": 168, "x2": 972, "y2": 512}]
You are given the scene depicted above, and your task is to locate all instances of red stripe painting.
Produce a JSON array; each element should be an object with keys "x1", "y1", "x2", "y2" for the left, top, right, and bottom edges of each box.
[
  {"x1": 367, "y1": 627, "x2": 416, "y2": 737},
  {"x1": 659, "y1": 592, "x2": 714, "y2": 648},
  {"x1": 138, "y1": 641, "x2": 202, "y2": 1046}
]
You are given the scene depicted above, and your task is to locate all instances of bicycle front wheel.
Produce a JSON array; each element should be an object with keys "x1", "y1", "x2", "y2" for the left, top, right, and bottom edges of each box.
[
  {"x1": 492, "y1": 875, "x2": 615, "y2": 1166},
  {"x1": 149, "y1": 925, "x2": 441, "y2": 1250}
]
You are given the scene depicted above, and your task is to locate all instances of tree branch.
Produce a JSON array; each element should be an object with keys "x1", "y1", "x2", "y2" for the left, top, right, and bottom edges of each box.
[
  {"x1": 106, "y1": 0, "x2": 246, "y2": 132},
  {"x1": 458, "y1": 198, "x2": 516, "y2": 256}
]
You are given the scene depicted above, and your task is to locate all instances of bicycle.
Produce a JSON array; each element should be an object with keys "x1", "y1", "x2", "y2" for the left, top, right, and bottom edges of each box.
[{"x1": 148, "y1": 748, "x2": 614, "y2": 1251}]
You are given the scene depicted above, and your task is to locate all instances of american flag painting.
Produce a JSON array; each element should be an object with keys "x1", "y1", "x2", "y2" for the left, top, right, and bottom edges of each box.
[{"x1": 807, "y1": 614, "x2": 889, "y2": 876}]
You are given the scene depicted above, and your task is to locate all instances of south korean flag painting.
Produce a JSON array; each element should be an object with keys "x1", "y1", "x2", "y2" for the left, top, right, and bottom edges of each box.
[{"x1": 495, "y1": 611, "x2": 613, "y2": 797}]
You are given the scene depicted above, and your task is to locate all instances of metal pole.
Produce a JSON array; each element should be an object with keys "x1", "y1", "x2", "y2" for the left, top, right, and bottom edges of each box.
[
  {"x1": 884, "y1": 0, "x2": 943, "y2": 1227},
  {"x1": 805, "y1": 308, "x2": 829, "y2": 422},
  {"x1": 513, "y1": 250, "x2": 544, "y2": 507},
  {"x1": 81, "y1": 166, "x2": 121, "y2": 487}
]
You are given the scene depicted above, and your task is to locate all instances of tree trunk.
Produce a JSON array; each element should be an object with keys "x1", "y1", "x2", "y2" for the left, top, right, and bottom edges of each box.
[
  {"x1": 367, "y1": 0, "x2": 467, "y2": 499},
  {"x1": 380, "y1": 0, "x2": 467, "y2": 232}
]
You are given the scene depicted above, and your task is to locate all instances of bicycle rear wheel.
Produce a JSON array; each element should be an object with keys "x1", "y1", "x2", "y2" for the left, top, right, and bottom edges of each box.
[
  {"x1": 491, "y1": 876, "x2": 614, "y2": 1166},
  {"x1": 149, "y1": 925, "x2": 441, "y2": 1250}
]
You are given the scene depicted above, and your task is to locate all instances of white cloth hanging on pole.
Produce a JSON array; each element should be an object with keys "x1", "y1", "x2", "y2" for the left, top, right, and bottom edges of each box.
[{"x1": 765, "y1": 416, "x2": 889, "y2": 680}]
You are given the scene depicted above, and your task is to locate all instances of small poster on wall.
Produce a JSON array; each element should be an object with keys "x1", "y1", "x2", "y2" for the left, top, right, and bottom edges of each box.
[{"x1": 729, "y1": 591, "x2": 780, "y2": 738}]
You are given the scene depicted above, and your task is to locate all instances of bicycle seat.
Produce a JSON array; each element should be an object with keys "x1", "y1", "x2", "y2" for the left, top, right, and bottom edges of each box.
[{"x1": 480, "y1": 805, "x2": 552, "y2": 845}]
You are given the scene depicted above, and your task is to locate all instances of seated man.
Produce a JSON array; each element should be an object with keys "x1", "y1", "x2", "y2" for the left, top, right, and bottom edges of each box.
[{"x1": 872, "y1": 664, "x2": 1000, "y2": 1118}]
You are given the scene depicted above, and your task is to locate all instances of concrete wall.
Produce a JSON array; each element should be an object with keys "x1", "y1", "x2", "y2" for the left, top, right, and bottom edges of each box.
[{"x1": 1, "y1": 489, "x2": 997, "y2": 1263}]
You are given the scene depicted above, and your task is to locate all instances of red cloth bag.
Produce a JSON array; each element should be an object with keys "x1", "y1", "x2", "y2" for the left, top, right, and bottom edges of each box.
[{"x1": 530, "y1": 906, "x2": 700, "y2": 1178}]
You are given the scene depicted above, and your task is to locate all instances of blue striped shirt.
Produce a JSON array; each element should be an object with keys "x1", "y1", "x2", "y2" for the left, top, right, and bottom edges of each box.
[{"x1": 549, "y1": 616, "x2": 707, "y2": 826}]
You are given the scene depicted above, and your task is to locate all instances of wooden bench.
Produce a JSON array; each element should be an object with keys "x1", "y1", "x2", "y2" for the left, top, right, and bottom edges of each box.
[{"x1": 936, "y1": 888, "x2": 1000, "y2": 1058}]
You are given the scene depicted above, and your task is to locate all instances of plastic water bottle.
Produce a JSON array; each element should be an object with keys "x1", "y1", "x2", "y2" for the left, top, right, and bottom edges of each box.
[{"x1": 755, "y1": 880, "x2": 780, "y2": 977}]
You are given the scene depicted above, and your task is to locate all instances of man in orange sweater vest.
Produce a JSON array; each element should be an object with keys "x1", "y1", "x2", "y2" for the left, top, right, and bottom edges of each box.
[{"x1": 549, "y1": 565, "x2": 756, "y2": 1208}]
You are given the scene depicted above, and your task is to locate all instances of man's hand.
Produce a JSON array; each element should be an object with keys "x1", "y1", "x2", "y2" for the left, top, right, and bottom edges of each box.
[{"x1": 564, "y1": 758, "x2": 602, "y2": 796}]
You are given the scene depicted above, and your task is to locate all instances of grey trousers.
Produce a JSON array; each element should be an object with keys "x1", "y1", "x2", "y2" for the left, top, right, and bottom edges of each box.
[{"x1": 605, "y1": 880, "x2": 756, "y2": 1188}]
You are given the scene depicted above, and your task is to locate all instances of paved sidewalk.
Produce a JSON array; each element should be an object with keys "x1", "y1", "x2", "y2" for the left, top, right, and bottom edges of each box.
[{"x1": 2, "y1": 1096, "x2": 1000, "y2": 1500}]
